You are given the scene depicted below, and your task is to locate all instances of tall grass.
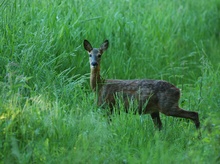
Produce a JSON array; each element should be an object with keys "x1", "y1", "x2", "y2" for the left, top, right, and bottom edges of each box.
[{"x1": 0, "y1": 0, "x2": 220, "y2": 163}]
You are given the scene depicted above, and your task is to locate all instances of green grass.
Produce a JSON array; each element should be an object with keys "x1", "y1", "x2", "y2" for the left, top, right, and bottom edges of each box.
[{"x1": 0, "y1": 0, "x2": 220, "y2": 163}]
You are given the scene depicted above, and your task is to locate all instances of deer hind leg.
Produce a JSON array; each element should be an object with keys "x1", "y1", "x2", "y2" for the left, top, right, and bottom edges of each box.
[
  {"x1": 150, "y1": 112, "x2": 162, "y2": 130},
  {"x1": 158, "y1": 88, "x2": 200, "y2": 129},
  {"x1": 161, "y1": 106, "x2": 200, "y2": 129}
]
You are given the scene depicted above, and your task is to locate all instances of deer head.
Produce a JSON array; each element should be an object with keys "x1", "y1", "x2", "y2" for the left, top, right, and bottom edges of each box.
[{"x1": 83, "y1": 39, "x2": 109, "y2": 69}]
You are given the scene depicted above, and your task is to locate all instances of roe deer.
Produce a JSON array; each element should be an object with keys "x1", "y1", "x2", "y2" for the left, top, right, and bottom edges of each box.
[{"x1": 83, "y1": 39, "x2": 200, "y2": 130}]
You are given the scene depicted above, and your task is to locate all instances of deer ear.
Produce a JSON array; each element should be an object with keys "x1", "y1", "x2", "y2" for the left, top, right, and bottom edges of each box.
[
  {"x1": 83, "y1": 40, "x2": 93, "y2": 52},
  {"x1": 100, "y1": 40, "x2": 109, "y2": 52}
]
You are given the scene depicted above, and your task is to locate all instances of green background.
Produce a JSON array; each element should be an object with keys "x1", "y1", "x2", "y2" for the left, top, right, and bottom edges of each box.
[{"x1": 0, "y1": 0, "x2": 220, "y2": 163}]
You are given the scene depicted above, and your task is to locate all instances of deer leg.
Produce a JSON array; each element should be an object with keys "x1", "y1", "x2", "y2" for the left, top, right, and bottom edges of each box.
[
  {"x1": 162, "y1": 107, "x2": 200, "y2": 129},
  {"x1": 151, "y1": 112, "x2": 162, "y2": 130}
]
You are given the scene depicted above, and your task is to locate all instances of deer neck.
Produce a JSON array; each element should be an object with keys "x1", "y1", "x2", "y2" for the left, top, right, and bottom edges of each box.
[{"x1": 90, "y1": 66, "x2": 103, "y2": 92}]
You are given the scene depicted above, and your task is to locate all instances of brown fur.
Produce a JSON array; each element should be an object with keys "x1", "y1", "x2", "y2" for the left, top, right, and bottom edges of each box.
[{"x1": 83, "y1": 39, "x2": 200, "y2": 130}]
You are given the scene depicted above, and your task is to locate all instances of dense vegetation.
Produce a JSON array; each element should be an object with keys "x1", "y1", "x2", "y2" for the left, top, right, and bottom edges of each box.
[{"x1": 0, "y1": 0, "x2": 220, "y2": 163}]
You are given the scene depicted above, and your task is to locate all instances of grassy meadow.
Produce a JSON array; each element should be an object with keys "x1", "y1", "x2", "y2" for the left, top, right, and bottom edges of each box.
[{"x1": 0, "y1": 0, "x2": 220, "y2": 163}]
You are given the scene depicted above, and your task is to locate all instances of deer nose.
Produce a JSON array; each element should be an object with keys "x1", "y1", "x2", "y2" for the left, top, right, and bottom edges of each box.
[{"x1": 91, "y1": 61, "x2": 98, "y2": 67}]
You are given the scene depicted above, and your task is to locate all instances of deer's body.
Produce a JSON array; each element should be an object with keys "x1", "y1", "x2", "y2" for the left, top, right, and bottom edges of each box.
[
  {"x1": 98, "y1": 79, "x2": 178, "y2": 114},
  {"x1": 84, "y1": 39, "x2": 200, "y2": 130}
]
